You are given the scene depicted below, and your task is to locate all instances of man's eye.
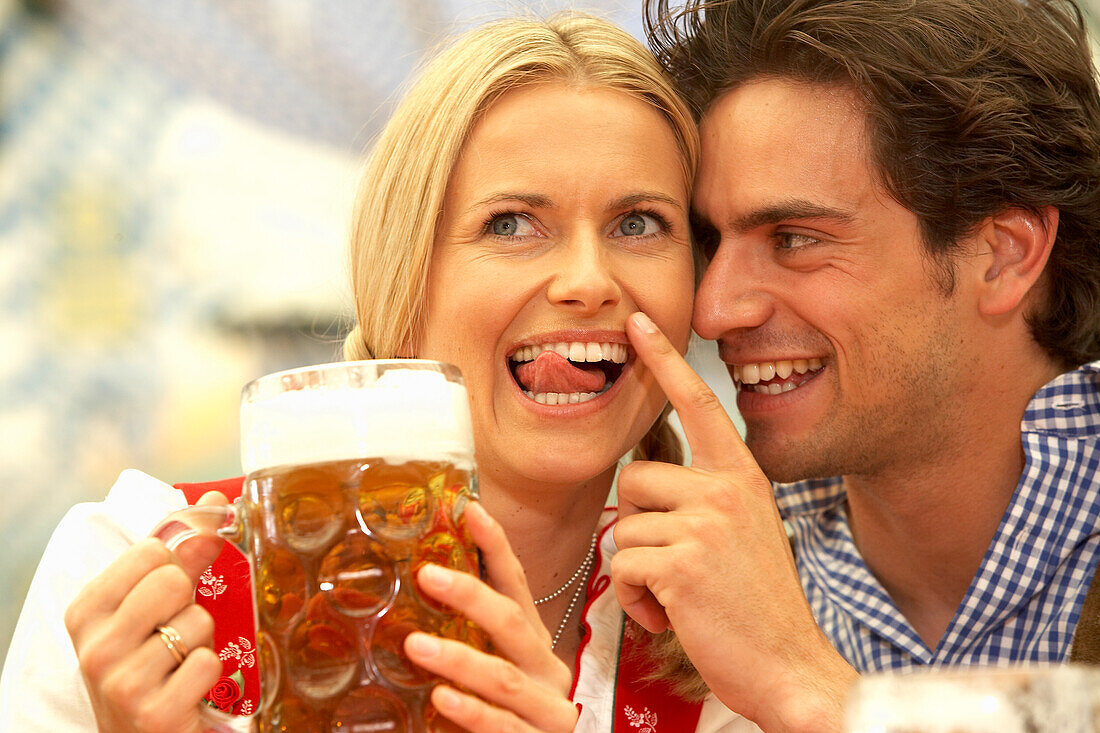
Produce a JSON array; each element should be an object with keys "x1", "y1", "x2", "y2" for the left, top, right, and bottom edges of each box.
[
  {"x1": 777, "y1": 232, "x2": 820, "y2": 250},
  {"x1": 616, "y1": 212, "x2": 664, "y2": 237},
  {"x1": 489, "y1": 214, "x2": 536, "y2": 237}
]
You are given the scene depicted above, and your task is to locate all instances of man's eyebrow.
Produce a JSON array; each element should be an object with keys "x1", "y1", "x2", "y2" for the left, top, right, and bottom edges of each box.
[
  {"x1": 610, "y1": 192, "x2": 685, "y2": 211},
  {"x1": 468, "y1": 192, "x2": 555, "y2": 211},
  {"x1": 726, "y1": 201, "x2": 857, "y2": 232}
]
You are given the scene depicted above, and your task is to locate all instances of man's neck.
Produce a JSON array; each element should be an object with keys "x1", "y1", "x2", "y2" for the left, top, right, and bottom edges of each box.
[{"x1": 843, "y1": 358, "x2": 1067, "y2": 651}]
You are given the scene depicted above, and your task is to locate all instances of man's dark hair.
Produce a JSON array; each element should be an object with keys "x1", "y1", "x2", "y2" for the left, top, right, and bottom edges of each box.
[{"x1": 647, "y1": 0, "x2": 1100, "y2": 367}]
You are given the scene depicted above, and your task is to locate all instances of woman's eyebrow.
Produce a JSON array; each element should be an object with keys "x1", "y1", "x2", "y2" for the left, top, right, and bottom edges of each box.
[
  {"x1": 610, "y1": 192, "x2": 684, "y2": 211},
  {"x1": 469, "y1": 192, "x2": 554, "y2": 211}
]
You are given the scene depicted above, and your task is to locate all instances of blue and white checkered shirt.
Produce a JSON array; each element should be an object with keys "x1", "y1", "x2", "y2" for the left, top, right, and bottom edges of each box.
[{"x1": 777, "y1": 362, "x2": 1100, "y2": 671}]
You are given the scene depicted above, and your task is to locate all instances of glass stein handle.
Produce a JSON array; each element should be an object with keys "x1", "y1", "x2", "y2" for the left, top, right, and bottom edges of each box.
[{"x1": 152, "y1": 504, "x2": 247, "y2": 554}]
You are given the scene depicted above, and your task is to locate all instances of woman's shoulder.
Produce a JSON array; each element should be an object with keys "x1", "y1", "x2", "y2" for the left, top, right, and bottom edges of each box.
[
  {"x1": 38, "y1": 469, "x2": 185, "y2": 545},
  {"x1": 44, "y1": 469, "x2": 242, "y2": 556}
]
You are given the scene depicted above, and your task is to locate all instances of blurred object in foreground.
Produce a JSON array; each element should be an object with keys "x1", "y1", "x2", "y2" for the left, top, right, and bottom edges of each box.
[{"x1": 845, "y1": 665, "x2": 1100, "y2": 733}]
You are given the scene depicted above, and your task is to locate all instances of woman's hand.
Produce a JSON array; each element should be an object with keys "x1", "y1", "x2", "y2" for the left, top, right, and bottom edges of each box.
[
  {"x1": 405, "y1": 501, "x2": 578, "y2": 732},
  {"x1": 64, "y1": 492, "x2": 227, "y2": 733}
]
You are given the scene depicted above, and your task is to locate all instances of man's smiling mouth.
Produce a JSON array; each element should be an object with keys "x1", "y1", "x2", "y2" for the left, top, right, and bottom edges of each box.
[
  {"x1": 509, "y1": 341, "x2": 629, "y2": 404},
  {"x1": 733, "y1": 358, "x2": 824, "y2": 394}
]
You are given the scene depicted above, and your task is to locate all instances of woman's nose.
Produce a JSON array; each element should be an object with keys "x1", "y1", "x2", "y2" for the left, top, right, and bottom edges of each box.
[
  {"x1": 693, "y1": 241, "x2": 775, "y2": 339},
  {"x1": 546, "y1": 236, "x2": 621, "y2": 315}
]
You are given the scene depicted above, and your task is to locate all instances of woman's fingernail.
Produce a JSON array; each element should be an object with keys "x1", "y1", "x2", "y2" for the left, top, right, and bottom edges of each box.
[
  {"x1": 419, "y1": 563, "x2": 452, "y2": 589},
  {"x1": 464, "y1": 500, "x2": 487, "y2": 524},
  {"x1": 631, "y1": 312, "x2": 658, "y2": 334},
  {"x1": 434, "y1": 685, "x2": 462, "y2": 712},
  {"x1": 408, "y1": 632, "x2": 441, "y2": 658}
]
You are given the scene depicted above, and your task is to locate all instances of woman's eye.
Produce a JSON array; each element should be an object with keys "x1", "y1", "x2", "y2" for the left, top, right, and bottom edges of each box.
[
  {"x1": 616, "y1": 212, "x2": 664, "y2": 237},
  {"x1": 489, "y1": 214, "x2": 536, "y2": 237}
]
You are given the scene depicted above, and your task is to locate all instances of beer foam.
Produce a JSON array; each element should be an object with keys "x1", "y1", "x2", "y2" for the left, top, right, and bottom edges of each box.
[{"x1": 241, "y1": 365, "x2": 475, "y2": 474}]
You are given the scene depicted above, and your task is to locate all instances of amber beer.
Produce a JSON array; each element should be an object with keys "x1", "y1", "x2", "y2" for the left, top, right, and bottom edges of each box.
[{"x1": 240, "y1": 361, "x2": 481, "y2": 732}]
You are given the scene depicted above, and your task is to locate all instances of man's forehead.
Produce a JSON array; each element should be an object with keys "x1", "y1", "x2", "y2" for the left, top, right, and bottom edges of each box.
[
  {"x1": 694, "y1": 79, "x2": 881, "y2": 224},
  {"x1": 698, "y1": 79, "x2": 867, "y2": 162},
  {"x1": 703, "y1": 77, "x2": 862, "y2": 124}
]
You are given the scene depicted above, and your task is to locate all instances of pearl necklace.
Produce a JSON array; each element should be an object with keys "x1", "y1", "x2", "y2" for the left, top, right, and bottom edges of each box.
[
  {"x1": 538, "y1": 533, "x2": 598, "y2": 651},
  {"x1": 534, "y1": 533, "x2": 598, "y2": 606}
]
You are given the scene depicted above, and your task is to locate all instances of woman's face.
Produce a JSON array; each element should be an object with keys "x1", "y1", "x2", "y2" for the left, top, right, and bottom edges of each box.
[{"x1": 419, "y1": 82, "x2": 694, "y2": 491}]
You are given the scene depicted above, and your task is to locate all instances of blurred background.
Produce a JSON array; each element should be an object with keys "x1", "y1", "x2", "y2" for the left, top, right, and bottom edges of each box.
[
  {"x1": 0, "y1": 0, "x2": 715, "y2": 666},
  {"x1": 3, "y1": 0, "x2": 1100, "y2": 668}
]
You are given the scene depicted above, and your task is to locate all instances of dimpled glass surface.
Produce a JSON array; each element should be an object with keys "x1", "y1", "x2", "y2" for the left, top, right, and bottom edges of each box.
[{"x1": 248, "y1": 457, "x2": 479, "y2": 733}]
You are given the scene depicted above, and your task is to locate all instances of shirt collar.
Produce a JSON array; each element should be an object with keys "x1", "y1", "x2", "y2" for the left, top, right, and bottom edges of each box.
[
  {"x1": 775, "y1": 475, "x2": 845, "y2": 520},
  {"x1": 774, "y1": 361, "x2": 1100, "y2": 519},
  {"x1": 1021, "y1": 360, "x2": 1100, "y2": 436},
  {"x1": 772, "y1": 362, "x2": 1100, "y2": 660}
]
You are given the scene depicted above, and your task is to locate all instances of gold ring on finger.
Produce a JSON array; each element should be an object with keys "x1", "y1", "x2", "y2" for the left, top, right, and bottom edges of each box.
[{"x1": 156, "y1": 624, "x2": 189, "y2": 665}]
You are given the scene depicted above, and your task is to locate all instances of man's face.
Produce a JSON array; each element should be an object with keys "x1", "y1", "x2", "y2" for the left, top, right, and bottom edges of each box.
[{"x1": 693, "y1": 79, "x2": 978, "y2": 483}]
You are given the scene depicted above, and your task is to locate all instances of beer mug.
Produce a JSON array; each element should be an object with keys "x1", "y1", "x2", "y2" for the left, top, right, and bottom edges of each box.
[
  {"x1": 844, "y1": 665, "x2": 1100, "y2": 733},
  {"x1": 154, "y1": 360, "x2": 482, "y2": 732}
]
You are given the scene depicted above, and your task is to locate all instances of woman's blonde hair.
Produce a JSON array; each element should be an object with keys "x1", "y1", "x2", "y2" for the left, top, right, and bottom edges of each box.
[{"x1": 342, "y1": 12, "x2": 704, "y2": 698}]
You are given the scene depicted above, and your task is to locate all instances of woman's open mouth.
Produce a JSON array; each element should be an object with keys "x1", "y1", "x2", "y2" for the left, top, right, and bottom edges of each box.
[{"x1": 508, "y1": 341, "x2": 629, "y2": 404}]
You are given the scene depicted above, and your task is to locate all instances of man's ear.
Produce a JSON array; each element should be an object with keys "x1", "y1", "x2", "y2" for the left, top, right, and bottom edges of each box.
[{"x1": 975, "y1": 206, "x2": 1058, "y2": 316}]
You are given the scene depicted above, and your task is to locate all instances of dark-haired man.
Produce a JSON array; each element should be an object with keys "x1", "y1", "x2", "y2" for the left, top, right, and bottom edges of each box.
[{"x1": 613, "y1": 1, "x2": 1100, "y2": 730}]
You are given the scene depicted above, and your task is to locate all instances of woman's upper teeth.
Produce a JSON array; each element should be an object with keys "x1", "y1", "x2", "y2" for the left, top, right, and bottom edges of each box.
[
  {"x1": 735, "y1": 358, "x2": 823, "y2": 385},
  {"x1": 511, "y1": 342, "x2": 628, "y2": 364}
]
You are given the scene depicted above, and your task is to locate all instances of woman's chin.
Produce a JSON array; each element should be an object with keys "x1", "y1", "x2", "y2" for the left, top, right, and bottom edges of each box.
[{"x1": 505, "y1": 450, "x2": 624, "y2": 492}]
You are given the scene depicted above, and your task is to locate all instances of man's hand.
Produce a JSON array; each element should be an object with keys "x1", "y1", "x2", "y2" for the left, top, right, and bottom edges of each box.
[{"x1": 613, "y1": 312, "x2": 858, "y2": 733}]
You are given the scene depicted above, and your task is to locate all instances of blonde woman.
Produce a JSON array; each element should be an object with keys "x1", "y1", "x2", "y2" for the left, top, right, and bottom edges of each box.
[{"x1": 2, "y1": 13, "x2": 758, "y2": 733}]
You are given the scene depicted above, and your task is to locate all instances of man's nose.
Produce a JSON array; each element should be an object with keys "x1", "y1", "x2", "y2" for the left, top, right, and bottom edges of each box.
[
  {"x1": 546, "y1": 236, "x2": 622, "y2": 316},
  {"x1": 693, "y1": 241, "x2": 775, "y2": 339}
]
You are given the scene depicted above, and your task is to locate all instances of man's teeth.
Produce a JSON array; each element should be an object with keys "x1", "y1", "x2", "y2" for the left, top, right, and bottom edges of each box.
[
  {"x1": 524, "y1": 391, "x2": 600, "y2": 405},
  {"x1": 734, "y1": 358, "x2": 823, "y2": 390},
  {"x1": 510, "y1": 342, "x2": 628, "y2": 363}
]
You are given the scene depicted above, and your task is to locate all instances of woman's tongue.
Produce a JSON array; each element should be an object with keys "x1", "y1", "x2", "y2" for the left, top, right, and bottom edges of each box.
[{"x1": 514, "y1": 351, "x2": 606, "y2": 394}]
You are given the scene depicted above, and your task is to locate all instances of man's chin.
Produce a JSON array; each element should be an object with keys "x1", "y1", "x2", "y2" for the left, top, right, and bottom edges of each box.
[
  {"x1": 763, "y1": 466, "x2": 831, "y2": 485},
  {"x1": 745, "y1": 433, "x2": 834, "y2": 485}
]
